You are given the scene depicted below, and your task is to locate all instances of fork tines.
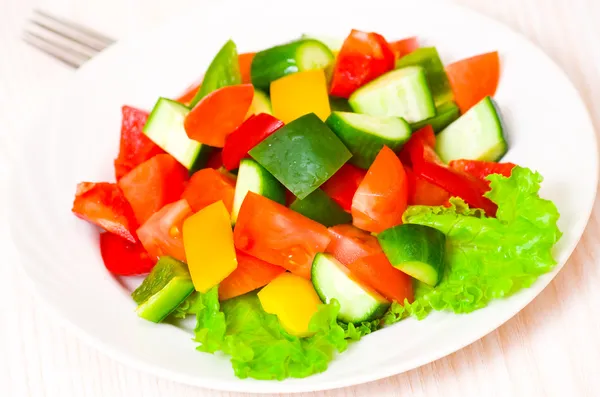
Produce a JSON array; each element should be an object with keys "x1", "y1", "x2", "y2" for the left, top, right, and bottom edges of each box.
[{"x1": 23, "y1": 10, "x2": 116, "y2": 68}]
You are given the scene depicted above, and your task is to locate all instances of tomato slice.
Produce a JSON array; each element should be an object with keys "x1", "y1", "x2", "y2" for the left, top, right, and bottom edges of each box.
[
  {"x1": 114, "y1": 106, "x2": 164, "y2": 181},
  {"x1": 181, "y1": 168, "x2": 236, "y2": 213},
  {"x1": 352, "y1": 146, "x2": 408, "y2": 233},
  {"x1": 326, "y1": 224, "x2": 381, "y2": 265},
  {"x1": 118, "y1": 154, "x2": 188, "y2": 224},
  {"x1": 330, "y1": 29, "x2": 396, "y2": 98},
  {"x1": 219, "y1": 250, "x2": 286, "y2": 301},
  {"x1": 347, "y1": 253, "x2": 413, "y2": 303},
  {"x1": 137, "y1": 199, "x2": 192, "y2": 263},
  {"x1": 405, "y1": 167, "x2": 450, "y2": 206},
  {"x1": 238, "y1": 52, "x2": 256, "y2": 84},
  {"x1": 99, "y1": 232, "x2": 154, "y2": 275},
  {"x1": 184, "y1": 84, "x2": 255, "y2": 148},
  {"x1": 72, "y1": 182, "x2": 138, "y2": 243},
  {"x1": 449, "y1": 159, "x2": 516, "y2": 186},
  {"x1": 321, "y1": 164, "x2": 366, "y2": 212},
  {"x1": 233, "y1": 192, "x2": 331, "y2": 279},
  {"x1": 389, "y1": 37, "x2": 419, "y2": 59}
]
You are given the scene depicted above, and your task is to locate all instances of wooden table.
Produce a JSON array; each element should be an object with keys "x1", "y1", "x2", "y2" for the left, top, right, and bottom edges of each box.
[{"x1": 1, "y1": 0, "x2": 599, "y2": 395}]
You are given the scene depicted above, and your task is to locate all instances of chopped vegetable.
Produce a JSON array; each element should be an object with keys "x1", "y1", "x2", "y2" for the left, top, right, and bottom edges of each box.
[
  {"x1": 249, "y1": 113, "x2": 352, "y2": 199},
  {"x1": 183, "y1": 201, "x2": 238, "y2": 293},
  {"x1": 320, "y1": 164, "x2": 366, "y2": 212},
  {"x1": 181, "y1": 168, "x2": 236, "y2": 213},
  {"x1": 389, "y1": 37, "x2": 419, "y2": 59},
  {"x1": 326, "y1": 224, "x2": 381, "y2": 265},
  {"x1": 449, "y1": 159, "x2": 516, "y2": 186},
  {"x1": 410, "y1": 101, "x2": 460, "y2": 133},
  {"x1": 405, "y1": 167, "x2": 450, "y2": 206},
  {"x1": 258, "y1": 273, "x2": 322, "y2": 337},
  {"x1": 245, "y1": 89, "x2": 272, "y2": 117},
  {"x1": 234, "y1": 192, "x2": 331, "y2": 279},
  {"x1": 238, "y1": 52, "x2": 256, "y2": 84},
  {"x1": 329, "y1": 96, "x2": 353, "y2": 112},
  {"x1": 271, "y1": 69, "x2": 331, "y2": 123},
  {"x1": 352, "y1": 146, "x2": 408, "y2": 233},
  {"x1": 175, "y1": 82, "x2": 201, "y2": 105},
  {"x1": 289, "y1": 188, "x2": 352, "y2": 227},
  {"x1": 72, "y1": 182, "x2": 138, "y2": 243},
  {"x1": 99, "y1": 233, "x2": 154, "y2": 275}
]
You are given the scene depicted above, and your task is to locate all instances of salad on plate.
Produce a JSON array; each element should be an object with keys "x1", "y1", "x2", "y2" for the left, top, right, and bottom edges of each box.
[{"x1": 71, "y1": 29, "x2": 561, "y2": 380}]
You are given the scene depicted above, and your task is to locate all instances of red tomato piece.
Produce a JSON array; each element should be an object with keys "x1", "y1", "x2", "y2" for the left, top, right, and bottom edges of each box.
[
  {"x1": 114, "y1": 106, "x2": 165, "y2": 181},
  {"x1": 352, "y1": 146, "x2": 408, "y2": 233},
  {"x1": 72, "y1": 182, "x2": 138, "y2": 243},
  {"x1": 233, "y1": 192, "x2": 331, "y2": 279},
  {"x1": 330, "y1": 29, "x2": 396, "y2": 98},
  {"x1": 219, "y1": 250, "x2": 286, "y2": 301},
  {"x1": 347, "y1": 253, "x2": 413, "y2": 303},
  {"x1": 184, "y1": 84, "x2": 255, "y2": 148},
  {"x1": 326, "y1": 224, "x2": 381, "y2": 265},
  {"x1": 389, "y1": 37, "x2": 419, "y2": 59},
  {"x1": 405, "y1": 167, "x2": 451, "y2": 206},
  {"x1": 118, "y1": 154, "x2": 188, "y2": 224},
  {"x1": 181, "y1": 168, "x2": 236, "y2": 213},
  {"x1": 238, "y1": 52, "x2": 256, "y2": 84},
  {"x1": 136, "y1": 199, "x2": 192, "y2": 263},
  {"x1": 321, "y1": 164, "x2": 366, "y2": 212},
  {"x1": 398, "y1": 125, "x2": 436, "y2": 166},
  {"x1": 222, "y1": 113, "x2": 284, "y2": 170},
  {"x1": 446, "y1": 51, "x2": 500, "y2": 113},
  {"x1": 99, "y1": 232, "x2": 154, "y2": 275},
  {"x1": 449, "y1": 159, "x2": 516, "y2": 186}
]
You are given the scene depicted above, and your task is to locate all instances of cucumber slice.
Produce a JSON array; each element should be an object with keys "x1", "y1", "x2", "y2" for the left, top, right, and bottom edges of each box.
[
  {"x1": 329, "y1": 96, "x2": 353, "y2": 112},
  {"x1": 311, "y1": 253, "x2": 390, "y2": 323},
  {"x1": 251, "y1": 39, "x2": 335, "y2": 91},
  {"x1": 289, "y1": 188, "x2": 351, "y2": 227},
  {"x1": 410, "y1": 101, "x2": 460, "y2": 133},
  {"x1": 326, "y1": 111, "x2": 412, "y2": 169},
  {"x1": 247, "y1": 89, "x2": 272, "y2": 115},
  {"x1": 395, "y1": 47, "x2": 453, "y2": 106},
  {"x1": 232, "y1": 159, "x2": 286, "y2": 224},
  {"x1": 378, "y1": 224, "x2": 446, "y2": 287},
  {"x1": 249, "y1": 113, "x2": 352, "y2": 200},
  {"x1": 349, "y1": 66, "x2": 436, "y2": 123},
  {"x1": 300, "y1": 34, "x2": 343, "y2": 53},
  {"x1": 189, "y1": 40, "x2": 241, "y2": 108},
  {"x1": 435, "y1": 96, "x2": 507, "y2": 163},
  {"x1": 143, "y1": 98, "x2": 213, "y2": 172},
  {"x1": 132, "y1": 256, "x2": 195, "y2": 323}
]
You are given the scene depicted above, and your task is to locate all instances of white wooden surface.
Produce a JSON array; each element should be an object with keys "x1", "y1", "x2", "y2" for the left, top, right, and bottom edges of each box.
[{"x1": 1, "y1": 0, "x2": 599, "y2": 396}]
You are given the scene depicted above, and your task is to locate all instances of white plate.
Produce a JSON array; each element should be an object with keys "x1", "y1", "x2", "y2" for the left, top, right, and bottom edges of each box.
[{"x1": 9, "y1": 0, "x2": 598, "y2": 393}]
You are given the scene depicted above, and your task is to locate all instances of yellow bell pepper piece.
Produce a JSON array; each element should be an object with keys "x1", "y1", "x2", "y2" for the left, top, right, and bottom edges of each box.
[
  {"x1": 257, "y1": 273, "x2": 322, "y2": 337},
  {"x1": 270, "y1": 69, "x2": 331, "y2": 124},
  {"x1": 183, "y1": 200, "x2": 237, "y2": 293}
]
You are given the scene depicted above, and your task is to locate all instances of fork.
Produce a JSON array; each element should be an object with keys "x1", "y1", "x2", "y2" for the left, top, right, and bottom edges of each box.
[{"x1": 23, "y1": 10, "x2": 115, "y2": 68}]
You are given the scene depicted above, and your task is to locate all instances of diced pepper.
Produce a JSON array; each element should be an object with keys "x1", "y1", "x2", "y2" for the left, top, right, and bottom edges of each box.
[
  {"x1": 184, "y1": 84, "x2": 254, "y2": 148},
  {"x1": 99, "y1": 232, "x2": 154, "y2": 276},
  {"x1": 325, "y1": 224, "x2": 381, "y2": 265},
  {"x1": 347, "y1": 253, "x2": 413, "y2": 303},
  {"x1": 320, "y1": 164, "x2": 366, "y2": 212},
  {"x1": 222, "y1": 113, "x2": 284, "y2": 171},
  {"x1": 183, "y1": 201, "x2": 238, "y2": 293},
  {"x1": 137, "y1": 199, "x2": 192, "y2": 263},
  {"x1": 238, "y1": 52, "x2": 256, "y2": 84},
  {"x1": 257, "y1": 273, "x2": 322, "y2": 337},
  {"x1": 181, "y1": 168, "x2": 236, "y2": 213},
  {"x1": 234, "y1": 192, "x2": 331, "y2": 279},
  {"x1": 118, "y1": 154, "x2": 188, "y2": 224},
  {"x1": 352, "y1": 146, "x2": 408, "y2": 233},
  {"x1": 205, "y1": 150, "x2": 224, "y2": 169},
  {"x1": 398, "y1": 125, "x2": 437, "y2": 166},
  {"x1": 389, "y1": 37, "x2": 419, "y2": 59},
  {"x1": 249, "y1": 113, "x2": 352, "y2": 199},
  {"x1": 72, "y1": 182, "x2": 138, "y2": 243},
  {"x1": 114, "y1": 106, "x2": 164, "y2": 180},
  {"x1": 330, "y1": 29, "x2": 395, "y2": 98},
  {"x1": 449, "y1": 159, "x2": 516, "y2": 186},
  {"x1": 405, "y1": 167, "x2": 450, "y2": 206},
  {"x1": 270, "y1": 69, "x2": 331, "y2": 123},
  {"x1": 219, "y1": 250, "x2": 286, "y2": 301}
]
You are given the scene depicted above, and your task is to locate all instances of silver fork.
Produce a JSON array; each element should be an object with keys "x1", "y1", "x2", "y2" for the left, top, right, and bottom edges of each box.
[{"x1": 23, "y1": 10, "x2": 115, "y2": 68}]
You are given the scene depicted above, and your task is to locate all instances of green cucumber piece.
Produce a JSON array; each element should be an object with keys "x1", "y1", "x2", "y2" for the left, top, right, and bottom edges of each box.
[
  {"x1": 143, "y1": 98, "x2": 213, "y2": 172},
  {"x1": 329, "y1": 96, "x2": 353, "y2": 112},
  {"x1": 349, "y1": 66, "x2": 436, "y2": 123},
  {"x1": 311, "y1": 253, "x2": 390, "y2": 323},
  {"x1": 251, "y1": 39, "x2": 335, "y2": 91},
  {"x1": 132, "y1": 256, "x2": 195, "y2": 323},
  {"x1": 232, "y1": 159, "x2": 286, "y2": 224},
  {"x1": 326, "y1": 111, "x2": 412, "y2": 169},
  {"x1": 378, "y1": 224, "x2": 446, "y2": 287},
  {"x1": 300, "y1": 34, "x2": 343, "y2": 53},
  {"x1": 249, "y1": 113, "x2": 351, "y2": 199},
  {"x1": 248, "y1": 89, "x2": 272, "y2": 115},
  {"x1": 189, "y1": 40, "x2": 241, "y2": 108},
  {"x1": 435, "y1": 96, "x2": 507, "y2": 163},
  {"x1": 410, "y1": 101, "x2": 460, "y2": 133},
  {"x1": 395, "y1": 47, "x2": 453, "y2": 106},
  {"x1": 289, "y1": 188, "x2": 351, "y2": 227}
]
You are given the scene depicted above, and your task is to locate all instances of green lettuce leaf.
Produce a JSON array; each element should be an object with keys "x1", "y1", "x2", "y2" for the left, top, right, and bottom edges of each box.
[
  {"x1": 192, "y1": 287, "x2": 226, "y2": 353},
  {"x1": 171, "y1": 292, "x2": 204, "y2": 319}
]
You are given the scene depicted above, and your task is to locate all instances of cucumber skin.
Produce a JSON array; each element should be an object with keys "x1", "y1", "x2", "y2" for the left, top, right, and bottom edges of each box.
[
  {"x1": 410, "y1": 101, "x2": 460, "y2": 133},
  {"x1": 289, "y1": 189, "x2": 351, "y2": 227},
  {"x1": 329, "y1": 96, "x2": 353, "y2": 112},
  {"x1": 378, "y1": 224, "x2": 446, "y2": 287}
]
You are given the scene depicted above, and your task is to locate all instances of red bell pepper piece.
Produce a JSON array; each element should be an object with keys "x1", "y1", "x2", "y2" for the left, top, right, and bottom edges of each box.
[
  {"x1": 99, "y1": 232, "x2": 154, "y2": 275},
  {"x1": 449, "y1": 159, "x2": 516, "y2": 186},
  {"x1": 181, "y1": 168, "x2": 236, "y2": 213},
  {"x1": 398, "y1": 125, "x2": 436, "y2": 166},
  {"x1": 113, "y1": 106, "x2": 164, "y2": 181},
  {"x1": 321, "y1": 164, "x2": 366, "y2": 212},
  {"x1": 446, "y1": 52, "x2": 500, "y2": 113},
  {"x1": 330, "y1": 29, "x2": 396, "y2": 98},
  {"x1": 205, "y1": 150, "x2": 223, "y2": 169},
  {"x1": 405, "y1": 167, "x2": 450, "y2": 206},
  {"x1": 389, "y1": 37, "x2": 419, "y2": 59},
  {"x1": 222, "y1": 113, "x2": 284, "y2": 170},
  {"x1": 72, "y1": 182, "x2": 138, "y2": 243}
]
